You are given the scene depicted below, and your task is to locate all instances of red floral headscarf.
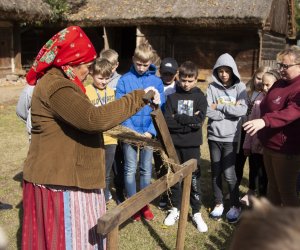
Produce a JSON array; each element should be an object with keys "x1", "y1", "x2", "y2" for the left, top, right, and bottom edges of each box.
[{"x1": 26, "y1": 26, "x2": 97, "y2": 93}]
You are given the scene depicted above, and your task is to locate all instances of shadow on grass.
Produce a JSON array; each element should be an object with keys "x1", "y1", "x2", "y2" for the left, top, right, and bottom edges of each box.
[
  {"x1": 204, "y1": 222, "x2": 234, "y2": 250},
  {"x1": 141, "y1": 219, "x2": 171, "y2": 250}
]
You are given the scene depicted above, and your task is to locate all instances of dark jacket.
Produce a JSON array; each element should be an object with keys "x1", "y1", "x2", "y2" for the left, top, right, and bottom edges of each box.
[
  {"x1": 23, "y1": 68, "x2": 146, "y2": 189},
  {"x1": 258, "y1": 74, "x2": 300, "y2": 154},
  {"x1": 164, "y1": 84, "x2": 207, "y2": 147}
]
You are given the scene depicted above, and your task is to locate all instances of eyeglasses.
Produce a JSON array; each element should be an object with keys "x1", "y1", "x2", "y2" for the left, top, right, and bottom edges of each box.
[{"x1": 277, "y1": 63, "x2": 300, "y2": 70}]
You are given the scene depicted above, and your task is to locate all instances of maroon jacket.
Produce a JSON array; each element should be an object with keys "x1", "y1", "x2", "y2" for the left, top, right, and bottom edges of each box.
[{"x1": 258, "y1": 74, "x2": 300, "y2": 154}]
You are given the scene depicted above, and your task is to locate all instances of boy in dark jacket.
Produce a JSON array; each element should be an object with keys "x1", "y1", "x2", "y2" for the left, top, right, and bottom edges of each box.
[{"x1": 163, "y1": 61, "x2": 208, "y2": 232}]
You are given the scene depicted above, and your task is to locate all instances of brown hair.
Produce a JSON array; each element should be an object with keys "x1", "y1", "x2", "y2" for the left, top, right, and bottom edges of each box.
[
  {"x1": 90, "y1": 58, "x2": 113, "y2": 77},
  {"x1": 229, "y1": 198, "x2": 300, "y2": 250},
  {"x1": 178, "y1": 61, "x2": 198, "y2": 79}
]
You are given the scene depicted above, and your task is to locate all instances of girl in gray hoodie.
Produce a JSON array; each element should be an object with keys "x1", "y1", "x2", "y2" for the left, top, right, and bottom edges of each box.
[{"x1": 206, "y1": 53, "x2": 248, "y2": 223}]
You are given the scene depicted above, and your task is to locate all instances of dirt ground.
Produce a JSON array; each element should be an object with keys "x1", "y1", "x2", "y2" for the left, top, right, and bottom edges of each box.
[{"x1": 0, "y1": 82, "x2": 25, "y2": 105}]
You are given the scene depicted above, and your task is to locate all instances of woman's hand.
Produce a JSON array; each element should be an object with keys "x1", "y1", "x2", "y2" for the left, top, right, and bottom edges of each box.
[
  {"x1": 144, "y1": 87, "x2": 161, "y2": 105},
  {"x1": 143, "y1": 132, "x2": 152, "y2": 139},
  {"x1": 243, "y1": 119, "x2": 266, "y2": 136}
]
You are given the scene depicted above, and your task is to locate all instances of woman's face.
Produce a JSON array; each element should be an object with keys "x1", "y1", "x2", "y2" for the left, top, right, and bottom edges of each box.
[
  {"x1": 73, "y1": 62, "x2": 93, "y2": 82},
  {"x1": 278, "y1": 54, "x2": 300, "y2": 81}
]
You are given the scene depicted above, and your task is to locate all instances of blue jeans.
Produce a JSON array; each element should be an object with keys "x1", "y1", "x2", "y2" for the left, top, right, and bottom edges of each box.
[
  {"x1": 208, "y1": 140, "x2": 240, "y2": 207},
  {"x1": 123, "y1": 143, "x2": 153, "y2": 197}
]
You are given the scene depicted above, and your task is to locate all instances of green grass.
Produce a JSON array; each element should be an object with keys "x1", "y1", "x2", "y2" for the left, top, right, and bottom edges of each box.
[{"x1": 0, "y1": 97, "x2": 249, "y2": 250}]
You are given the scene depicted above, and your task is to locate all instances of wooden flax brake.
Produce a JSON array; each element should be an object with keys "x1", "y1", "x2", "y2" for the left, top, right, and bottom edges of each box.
[{"x1": 97, "y1": 90, "x2": 197, "y2": 249}]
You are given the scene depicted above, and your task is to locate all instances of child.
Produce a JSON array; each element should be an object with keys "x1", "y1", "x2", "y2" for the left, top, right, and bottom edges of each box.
[
  {"x1": 206, "y1": 53, "x2": 248, "y2": 223},
  {"x1": 85, "y1": 58, "x2": 117, "y2": 202},
  {"x1": 16, "y1": 84, "x2": 35, "y2": 141},
  {"x1": 235, "y1": 66, "x2": 271, "y2": 206},
  {"x1": 242, "y1": 69, "x2": 280, "y2": 206},
  {"x1": 163, "y1": 61, "x2": 208, "y2": 232},
  {"x1": 99, "y1": 48, "x2": 125, "y2": 203},
  {"x1": 116, "y1": 42, "x2": 165, "y2": 221},
  {"x1": 153, "y1": 57, "x2": 179, "y2": 209},
  {"x1": 99, "y1": 48, "x2": 121, "y2": 91}
]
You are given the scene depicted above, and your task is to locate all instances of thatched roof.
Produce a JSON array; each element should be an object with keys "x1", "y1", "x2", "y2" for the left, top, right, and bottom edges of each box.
[
  {"x1": 67, "y1": 0, "x2": 274, "y2": 27},
  {"x1": 0, "y1": 0, "x2": 53, "y2": 22}
]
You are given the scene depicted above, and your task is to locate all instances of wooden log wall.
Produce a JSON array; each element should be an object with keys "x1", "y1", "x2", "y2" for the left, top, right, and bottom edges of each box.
[
  {"x1": 140, "y1": 26, "x2": 260, "y2": 81},
  {"x1": 261, "y1": 32, "x2": 286, "y2": 68}
]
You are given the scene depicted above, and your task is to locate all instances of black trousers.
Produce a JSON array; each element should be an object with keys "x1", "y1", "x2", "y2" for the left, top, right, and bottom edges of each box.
[{"x1": 170, "y1": 146, "x2": 202, "y2": 215}]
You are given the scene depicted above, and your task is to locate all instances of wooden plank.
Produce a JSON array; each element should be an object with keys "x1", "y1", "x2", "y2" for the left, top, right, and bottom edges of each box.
[
  {"x1": 107, "y1": 227, "x2": 119, "y2": 250},
  {"x1": 97, "y1": 159, "x2": 197, "y2": 235},
  {"x1": 176, "y1": 171, "x2": 193, "y2": 250},
  {"x1": 151, "y1": 109, "x2": 180, "y2": 169}
]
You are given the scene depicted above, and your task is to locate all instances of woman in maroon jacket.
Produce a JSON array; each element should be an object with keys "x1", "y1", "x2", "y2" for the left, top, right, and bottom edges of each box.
[{"x1": 243, "y1": 46, "x2": 300, "y2": 206}]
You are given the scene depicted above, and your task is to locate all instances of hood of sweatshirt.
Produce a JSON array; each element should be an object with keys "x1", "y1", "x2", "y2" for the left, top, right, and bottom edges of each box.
[{"x1": 212, "y1": 53, "x2": 241, "y2": 87}]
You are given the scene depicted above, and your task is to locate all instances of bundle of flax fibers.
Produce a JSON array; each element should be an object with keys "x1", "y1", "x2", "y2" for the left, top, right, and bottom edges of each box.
[{"x1": 105, "y1": 125, "x2": 180, "y2": 200}]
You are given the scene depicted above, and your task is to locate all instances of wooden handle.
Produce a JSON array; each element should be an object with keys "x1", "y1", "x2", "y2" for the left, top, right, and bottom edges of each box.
[{"x1": 142, "y1": 90, "x2": 155, "y2": 103}]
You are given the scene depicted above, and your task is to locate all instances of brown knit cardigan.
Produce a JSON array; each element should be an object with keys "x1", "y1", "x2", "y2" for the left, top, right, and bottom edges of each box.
[{"x1": 23, "y1": 68, "x2": 146, "y2": 189}]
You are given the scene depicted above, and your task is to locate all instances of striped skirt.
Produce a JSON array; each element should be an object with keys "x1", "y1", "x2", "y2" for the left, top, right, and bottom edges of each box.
[{"x1": 22, "y1": 181, "x2": 106, "y2": 250}]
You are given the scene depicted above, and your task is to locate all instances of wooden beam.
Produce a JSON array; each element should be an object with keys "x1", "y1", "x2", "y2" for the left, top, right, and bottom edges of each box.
[
  {"x1": 151, "y1": 109, "x2": 180, "y2": 172},
  {"x1": 98, "y1": 159, "x2": 197, "y2": 235},
  {"x1": 176, "y1": 172, "x2": 192, "y2": 249}
]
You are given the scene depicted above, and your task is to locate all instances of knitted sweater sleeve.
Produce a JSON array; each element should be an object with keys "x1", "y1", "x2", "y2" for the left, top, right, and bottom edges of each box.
[{"x1": 49, "y1": 86, "x2": 145, "y2": 133}]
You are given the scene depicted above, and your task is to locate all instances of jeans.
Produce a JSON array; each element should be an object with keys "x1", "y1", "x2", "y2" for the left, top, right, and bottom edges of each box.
[
  {"x1": 263, "y1": 147, "x2": 300, "y2": 206},
  {"x1": 208, "y1": 140, "x2": 240, "y2": 207},
  {"x1": 104, "y1": 144, "x2": 117, "y2": 201},
  {"x1": 170, "y1": 147, "x2": 202, "y2": 215},
  {"x1": 123, "y1": 143, "x2": 153, "y2": 197}
]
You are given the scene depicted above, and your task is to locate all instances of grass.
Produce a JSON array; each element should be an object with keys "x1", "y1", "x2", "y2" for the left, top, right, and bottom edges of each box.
[{"x1": 0, "y1": 91, "x2": 249, "y2": 250}]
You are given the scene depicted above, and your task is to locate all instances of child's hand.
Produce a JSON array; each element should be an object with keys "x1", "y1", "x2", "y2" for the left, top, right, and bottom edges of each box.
[{"x1": 236, "y1": 100, "x2": 241, "y2": 106}]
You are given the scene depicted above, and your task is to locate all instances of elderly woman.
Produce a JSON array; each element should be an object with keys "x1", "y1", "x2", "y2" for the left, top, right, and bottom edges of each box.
[
  {"x1": 22, "y1": 26, "x2": 159, "y2": 250},
  {"x1": 243, "y1": 45, "x2": 300, "y2": 207}
]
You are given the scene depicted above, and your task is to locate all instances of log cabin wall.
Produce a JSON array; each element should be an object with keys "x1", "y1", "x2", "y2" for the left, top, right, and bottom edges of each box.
[
  {"x1": 140, "y1": 26, "x2": 260, "y2": 82},
  {"x1": 261, "y1": 32, "x2": 287, "y2": 68},
  {"x1": 0, "y1": 21, "x2": 13, "y2": 77}
]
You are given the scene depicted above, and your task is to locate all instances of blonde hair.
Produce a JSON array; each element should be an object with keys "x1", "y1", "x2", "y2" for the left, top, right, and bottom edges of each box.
[
  {"x1": 246, "y1": 66, "x2": 272, "y2": 95},
  {"x1": 133, "y1": 42, "x2": 154, "y2": 62},
  {"x1": 277, "y1": 45, "x2": 300, "y2": 63},
  {"x1": 263, "y1": 69, "x2": 281, "y2": 82},
  {"x1": 91, "y1": 58, "x2": 113, "y2": 77},
  {"x1": 230, "y1": 198, "x2": 300, "y2": 250},
  {"x1": 99, "y1": 49, "x2": 119, "y2": 67}
]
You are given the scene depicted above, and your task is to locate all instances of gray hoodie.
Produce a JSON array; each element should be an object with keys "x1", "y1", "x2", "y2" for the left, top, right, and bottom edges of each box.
[{"x1": 206, "y1": 53, "x2": 247, "y2": 142}]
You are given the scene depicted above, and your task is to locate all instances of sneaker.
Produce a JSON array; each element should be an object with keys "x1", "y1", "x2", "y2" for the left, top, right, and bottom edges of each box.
[
  {"x1": 192, "y1": 213, "x2": 208, "y2": 233},
  {"x1": 210, "y1": 204, "x2": 224, "y2": 220},
  {"x1": 164, "y1": 207, "x2": 180, "y2": 226},
  {"x1": 158, "y1": 195, "x2": 168, "y2": 209},
  {"x1": 141, "y1": 205, "x2": 154, "y2": 221},
  {"x1": 226, "y1": 206, "x2": 241, "y2": 223},
  {"x1": 132, "y1": 212, "x2": 141, "y2": 222}
]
